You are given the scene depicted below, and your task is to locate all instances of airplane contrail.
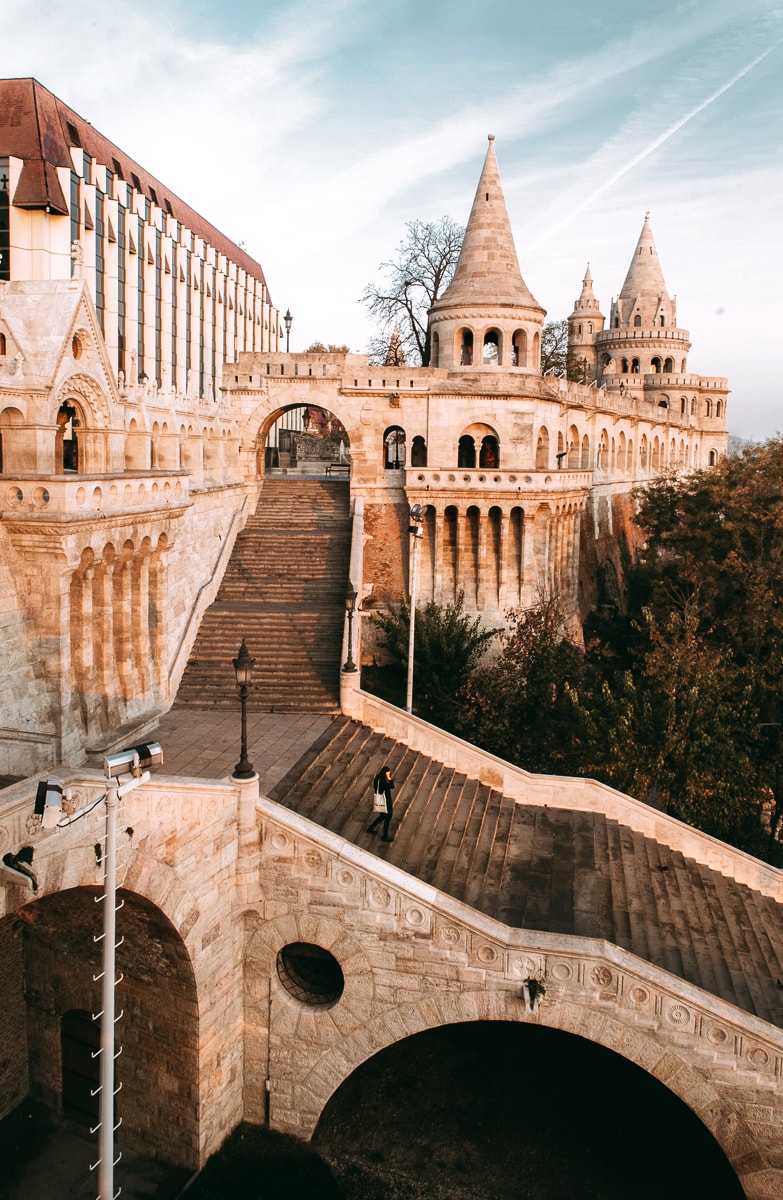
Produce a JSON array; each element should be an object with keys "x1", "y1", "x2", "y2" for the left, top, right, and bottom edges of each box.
[{"x1": 528, "y1": 37, "x2": 782, "y2": 250}]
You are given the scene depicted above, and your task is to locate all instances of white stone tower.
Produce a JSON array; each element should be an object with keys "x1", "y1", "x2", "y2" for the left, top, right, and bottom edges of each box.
[{"x1": 427, "y1": 135, "x2": 545, "y2": 372}]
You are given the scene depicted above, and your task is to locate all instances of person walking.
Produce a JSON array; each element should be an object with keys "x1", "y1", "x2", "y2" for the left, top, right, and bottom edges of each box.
[{"x1": 367, "y1": 765, "x2": 395, "y2": 842}]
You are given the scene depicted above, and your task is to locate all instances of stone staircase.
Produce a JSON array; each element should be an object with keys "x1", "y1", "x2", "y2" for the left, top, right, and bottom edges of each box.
[
  {"x1": 176, "y1": 478, "x2": 351, "y2": 711},
  {"x1": 270, "y1": 716, "x2": 783, "y2": 1026}
]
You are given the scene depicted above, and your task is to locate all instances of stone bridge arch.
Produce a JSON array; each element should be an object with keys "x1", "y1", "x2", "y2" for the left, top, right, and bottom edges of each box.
[
  {"x1": 312, "y1": 1019, "x2": 745, "y2": 1197},
  {"x1": 243, "y1": 901, "x2": 775, "y2": 1198}
]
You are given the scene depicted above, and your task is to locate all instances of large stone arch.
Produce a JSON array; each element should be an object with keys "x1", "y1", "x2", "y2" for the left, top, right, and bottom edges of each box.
[
  {"x1": 272, "y1": 971, "x2": 765, "y2": 1194},
  {"x1": 312, "y1": 1020, "x2": 745, "y2": 1198},
  {"x1": 2, "y1": 881, "x2": 200, "y2": 1168}
]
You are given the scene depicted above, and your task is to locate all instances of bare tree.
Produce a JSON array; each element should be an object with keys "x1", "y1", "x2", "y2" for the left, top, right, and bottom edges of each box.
[
  {"x1": 361, "y1": 217, "x2": 464, "y2": 366},
  {"x1": 541, "y1": 319, "x2": 587, "y2": 381}
]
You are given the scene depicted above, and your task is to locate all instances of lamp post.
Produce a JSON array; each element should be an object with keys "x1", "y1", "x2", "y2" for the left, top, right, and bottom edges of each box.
[
  {"x1": 232, "y1": 639, "x2": 256, "y2": 779},
  {"x1": 406, "y1": 504, "x2": 425, "y2": 714},
  {"x1": 284, "y1": 308, "x2": 292, "y2": 353},
  {"x1": 343, "y1": 582, "x2": 358, "y2": 673},
  {"x1": 35, "y1": 743, "x2": 163, "y2": 1200}
]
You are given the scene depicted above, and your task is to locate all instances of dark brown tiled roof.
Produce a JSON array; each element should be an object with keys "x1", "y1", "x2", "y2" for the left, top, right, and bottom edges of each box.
[{"x1": 0, "y1": 78, "x2": 272, "y2": 296}]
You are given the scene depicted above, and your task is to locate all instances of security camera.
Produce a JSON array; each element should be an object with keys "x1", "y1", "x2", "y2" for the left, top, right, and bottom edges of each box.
[
  {"x1": 34, "y1": 778, "x2": 69, "y2": 829},
  {"x1": 103, "y1": 741, "x2": 163, "y2": 779}
]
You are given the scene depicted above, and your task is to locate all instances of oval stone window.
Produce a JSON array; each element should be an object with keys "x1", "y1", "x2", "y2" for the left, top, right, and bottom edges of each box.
[{"x1": 276, "y1": 941, "x2": 344, "y2": 1007}]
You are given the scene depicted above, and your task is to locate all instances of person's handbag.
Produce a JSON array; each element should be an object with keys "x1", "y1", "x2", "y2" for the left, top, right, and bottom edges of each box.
[{"x1": 372, "y1": 790, "x2": 388, "y2": 813}]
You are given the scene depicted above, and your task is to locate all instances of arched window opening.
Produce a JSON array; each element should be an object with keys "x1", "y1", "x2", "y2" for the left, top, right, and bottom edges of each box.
[
  {"x1": 709, "y1": 449, "x2": 718, "y2": 466},
  {"x1": 536, "y1": 427, "x2": 549, "y2": 470},
  {"x1": 483, "y1": 329, "x2": 500, "y2": 366},
  {"x1": 621, "y1": 358, "x2": 629, "y2": 374},
  {"x1": 431, "y1": 330, "x2": 439, "y2": 367},
  {"x1": 716, "y1": 400, "x2": 723, "y2": 418},
  {"x1": 614, "y1": 316, "x2": 620, "y2": 328},
  {"x1": 658, "y1": 398, "x2": 669, "y2": 409},
  {"x1": 57, "y1": 400, "x2": 80, "y2": 472},
  {"x1": 664, "y1": 357, "x2": 674, "y2": 373},
  {"x1": 479, "y1": 435, "x2": 499, "y2": 468},
  {"x1": 680, "y1": 397, "x2": 687, "y2": 414},
  {"x1": 634, "y1": 313, "x2": 642, "y2": 327},
  {"x1": 580, "y1": 434, "x2": 590, "y2": 470},
  {"x1": 705, "y1": 399, "x2": 712, "y2": 417},
  {"x1": 458, "y1": 434, "x2": 476, "y2": 468},
  {"x1": 690, "y1": 397, "x2": 696, "y2": 415},
  {"x1": 384, "y1": 425, "x2": 406, "y2": 469},
  {"x1": 577, "y1": 323, "x2": 583, "y2": 336},
  {"x1": 0, "y1": 332, "x2": 6, "y2": 355},
  {"x1": 411, "y1": 435, "x2": 427, "y2": 467},
  {"x1": 640, "y1": 436, "x2": 648, "y2": 471},
  {"x1": 532, "y1": 331, "x2": 540, "y2": 368},
  {"x1": 651, "y1": 357, "x2": 662, "y2": 373},
  {"x1": 652, "y1": 438, "x2": 660, "y2": 471},
  {"x1": 588, "y1": 322, "x2": 593, "y2": 334},
  {"x1": 631, "y1": 357, "x2": 640, "y2": 374},
  {"x1": 626, "y1": 439, "x2": 633, "y2": 474},
  {"x1": 458, "y1": 328, "x2": 473, "y2": 366},
  {"x1": 681, "y1": 358, "x2": 687, "y2": 372},
  {"x1": 567, "y1": 426, "x2": 580, "y2": 470},
  {"x1": 617, "y1": 432, "x2": 626, "y2": 473},
  {"x1": 511, "y1": 328, "x2": 527, "y2": 367},
  {"x1": 659, "y1": 314, "x2": 665, "y2": 327}
]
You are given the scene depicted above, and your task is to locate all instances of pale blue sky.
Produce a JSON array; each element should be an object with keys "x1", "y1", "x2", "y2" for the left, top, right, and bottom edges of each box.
[{"x1": 7, "y1": 0, "x2": 783, "y2": 437}]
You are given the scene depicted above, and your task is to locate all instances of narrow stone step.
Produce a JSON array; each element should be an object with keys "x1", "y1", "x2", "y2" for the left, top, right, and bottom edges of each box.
[
  {"x1": 393, "y1": 758, "x2": 456, "y2": 873},
  {"x1": 467, "y1": 794, "x2": 516, "y2": 916},
  {"x1": 428, "y1": 777, "x2": 482, "y2": 893},
  {"x1": 462, "y1": 790, "x2": 505, "y2": 912},
  {"x1": 572, "y1": 812, "x2": 602, "y2": 940},
  {"x1": 604, "y1": 819, "x2": 633, "y2": 951},
  {"x1": 447, "y1": 784, "x2": 497, "y2": 903}
]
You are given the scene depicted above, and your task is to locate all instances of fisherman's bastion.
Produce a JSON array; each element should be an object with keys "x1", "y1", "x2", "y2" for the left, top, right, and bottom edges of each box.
[{"x1": 4, "y1": 78, "x2": 782, "y2": 1199}]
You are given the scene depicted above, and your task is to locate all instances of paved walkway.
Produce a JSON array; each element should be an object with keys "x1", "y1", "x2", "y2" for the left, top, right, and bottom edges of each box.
[{"x1": 151, "y1": 707, "x2": 336, "y2": 794}]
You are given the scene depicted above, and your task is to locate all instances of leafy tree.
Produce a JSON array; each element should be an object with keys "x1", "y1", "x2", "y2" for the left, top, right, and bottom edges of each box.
[
  {"x1": 361, "y1": 217, "x2": 464, "y2": 367},
  {"x1": 456, "y1": 597, "x2": 593, "y2": 775},
  {"x1": 585, "y1": 600, "x2": 767, "y2": 851},
  {"x1": 304, "y1": 341, "x2": 350, "y2": 353},
  {"x1": 595, "y1": 439, "x2": 783, "y2": 857},
  {"x1": 370, "y1": 591, "x2": 495, "y2": 725}
]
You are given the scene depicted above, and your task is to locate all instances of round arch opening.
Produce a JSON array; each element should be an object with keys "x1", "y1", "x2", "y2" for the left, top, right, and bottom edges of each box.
[
  {"x1": 263, "y1": 405, "x2": 349, "y2": 474},
  {"x1": 312, "y1": 1021, "x2": 744, "y2": 1199}
]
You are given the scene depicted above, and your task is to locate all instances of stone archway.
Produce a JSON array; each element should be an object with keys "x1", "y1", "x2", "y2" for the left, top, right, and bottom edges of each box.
[
  {"x1": 312, "y1": 1021, "x2": 745, "y2": 1199},
  {"x1": 260, "y1": 404, "x2": 350, "y2": 474},
  {"x1": 1, "y1": 886, "x2": 200, "y2": 1169}
]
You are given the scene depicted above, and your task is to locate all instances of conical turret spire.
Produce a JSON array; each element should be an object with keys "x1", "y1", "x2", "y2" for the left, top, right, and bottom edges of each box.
[
  {"x1": 619, "y1": 212, "x2": 671, "y2": 306},
  {"x1": 433, "y1": 135, "x2": 541, "y2": 311}
]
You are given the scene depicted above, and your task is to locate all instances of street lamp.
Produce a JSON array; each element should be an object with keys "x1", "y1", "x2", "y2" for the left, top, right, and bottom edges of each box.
[
  {"x1": 406, "y1": 504, "x2": 425, "y2": 714},
  {"x1": 232, "y1": 639, "x2": 256, "y2": 779},
  {"x1": 343, "y1": 582, "x2": 358, "y2": 673},
  {"x1": 284, "y1": 308, "x2": 292, "y2": 353}
]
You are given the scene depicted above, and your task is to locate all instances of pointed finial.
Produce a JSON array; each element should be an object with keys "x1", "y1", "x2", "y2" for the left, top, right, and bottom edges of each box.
[{"x1": 488, "y1": 133, "x2": 495, "y2": 142}]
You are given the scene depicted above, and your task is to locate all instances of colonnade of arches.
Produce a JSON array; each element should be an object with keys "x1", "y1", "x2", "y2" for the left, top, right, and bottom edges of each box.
[
  {"x1": 430, "y1": 325, "x2": 541, "y2": 369},
  {"x1": 69, "y1": 534, "x2": 168, "y2": 726},
  {"x1": 382, "y1": 421, "x2": 717, "y2": 479},
  {"x1": 0, "y1": 401, "x2": 234, "y2": 478},
  {"x1": 412, "y1": 499, "x2": 581, "y2": 612}
]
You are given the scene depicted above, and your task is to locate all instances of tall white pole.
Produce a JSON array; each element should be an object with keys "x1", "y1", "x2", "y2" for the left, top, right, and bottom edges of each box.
[
  {"x1": 98, "y1": 782, "x2": 118, "y2": 1200},
  {"x1": 406, "y1": 526, "x2": 421, "y2": 714}
]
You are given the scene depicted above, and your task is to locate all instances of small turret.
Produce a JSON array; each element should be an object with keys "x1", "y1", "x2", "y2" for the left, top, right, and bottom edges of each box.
[{"x1": 567, "y1": 263, "x2": 604, "y2": 382}]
